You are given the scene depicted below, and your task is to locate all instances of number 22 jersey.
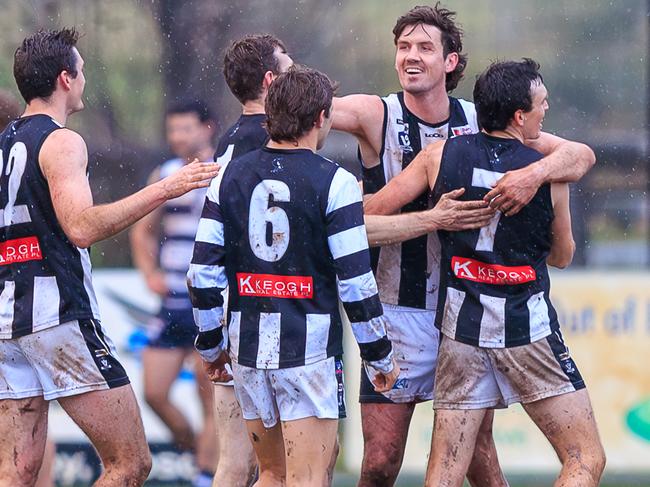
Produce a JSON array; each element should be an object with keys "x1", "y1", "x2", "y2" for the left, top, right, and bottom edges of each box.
[{"x1": 0, "y1": 115, "x2": 100, "y2": 339}]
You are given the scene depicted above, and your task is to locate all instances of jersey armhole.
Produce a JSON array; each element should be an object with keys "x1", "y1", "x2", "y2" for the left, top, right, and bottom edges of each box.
[
  {"x1": 430, "y1": 140, "x2": 453, "y2": 204},
  {"x1": 36, "y1": 125, "x2": 66, "y2": 183},
  {"x1": 378, "y1": 98, "x2": 388, "y2": 163}
]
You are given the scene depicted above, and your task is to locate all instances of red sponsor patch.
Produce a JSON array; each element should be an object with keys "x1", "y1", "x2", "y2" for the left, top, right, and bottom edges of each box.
[
  {"x1": 236, "y1": 273, "x2": 313, "y2": 299},
  {"x1": 451, "y1": 256, "x2": 536, "y2": 285},
  {"x1": 0, "y1": 236, "x2": 42, "y2": 265}
]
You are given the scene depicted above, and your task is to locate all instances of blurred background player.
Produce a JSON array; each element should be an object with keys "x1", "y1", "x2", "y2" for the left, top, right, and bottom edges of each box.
[
  {"x1": 0, "y1": 28, "x2": 218, "y2": 487},
  {"x1": 188, "y1": 66, "x2": 399, "y2": 487},
  {"x1": 207, "y1": 34, "x2": 293, "y2": 487},
  {"x1": 130, "y1": 99, "x2": 218, "y2": 487}
]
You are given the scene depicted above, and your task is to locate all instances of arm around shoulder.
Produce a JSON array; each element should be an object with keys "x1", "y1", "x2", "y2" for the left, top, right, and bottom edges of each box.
[{"x1": 528, "y1": 132, "x2": 596, "y2": 183}]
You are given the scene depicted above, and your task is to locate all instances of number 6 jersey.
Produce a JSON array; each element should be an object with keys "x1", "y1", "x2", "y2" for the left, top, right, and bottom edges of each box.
[
  {"x1": 188, "y1": 147, "x2": 392, "y2": 369},
  {"x1": 0, "y1": 115, "x2": 100, "y2": 339}
]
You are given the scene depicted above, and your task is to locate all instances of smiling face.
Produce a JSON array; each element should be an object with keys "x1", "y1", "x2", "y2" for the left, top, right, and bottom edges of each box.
[
  {"x1": 394, "y1": 23, "x2": 457, "y2": 96},
  {"x1": 521, "y1": 81, "x2": 549, "y2": 139}
]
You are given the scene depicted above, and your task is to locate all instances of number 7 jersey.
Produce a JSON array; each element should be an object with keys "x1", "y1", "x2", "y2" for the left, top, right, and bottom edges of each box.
[
  {"x1": 0, "y1": 115, "x2": 100, "y2": 339},
  {"x1": 188, "y1": 147, "x2": 391, "y2": 369}
]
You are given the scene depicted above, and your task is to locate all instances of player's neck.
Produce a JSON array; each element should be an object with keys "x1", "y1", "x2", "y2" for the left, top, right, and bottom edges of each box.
[
  {"x1": 484, "y1": 127, "x2": 524, "y2": 143},
  {"x1": 402, "y1": 87, "x2": 450, "y2": 125},
  {"x1": 22, "y1": 99, "x2": 69, "y2": 126},
  {"x1": 242, "y1": 98, "x2": 265, "y2": 115},
  {"x1": 266, "y1": 132, "x2": 317, "y2": 152}
]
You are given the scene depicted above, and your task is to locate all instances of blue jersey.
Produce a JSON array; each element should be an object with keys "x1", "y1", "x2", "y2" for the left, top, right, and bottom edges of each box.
[
  {"x1": 0, "y1": 115, "x2": 100, "y2": 338},
  {"x1": 433, "y1": 133, "x2": 559, "y2": 348},
  {"x1": 188, "y1": 147, "x2": 391, "y2": 369}
]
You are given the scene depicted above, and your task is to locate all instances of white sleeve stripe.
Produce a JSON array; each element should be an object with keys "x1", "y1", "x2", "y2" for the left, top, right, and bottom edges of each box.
[
  {"x1": 192, "y1": 307, "x2": 224, "y2": 333},
  {"x1": 350, "y1": 316, "x2": 387, "y2": 343},
  {"x1": 195, "y1": 218, "x2": 224, "y2": 246},
  {"x1": 328, "y1": 225, "x2": 369, "y2": 260},
  {"x1": 187, "y1": 263, "x2": 228, "y2": 289},
  {"x1": 337, "y1": 271, "x2": 379, "y2": 303},
  {"x1": 326, "y1": 168, "x2": 362, "y2": 215}
]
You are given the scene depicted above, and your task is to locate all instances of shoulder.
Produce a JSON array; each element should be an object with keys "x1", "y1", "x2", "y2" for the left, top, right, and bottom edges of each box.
[{"x1": 40, "y1": 128, "x2": 86, "y2": 163}]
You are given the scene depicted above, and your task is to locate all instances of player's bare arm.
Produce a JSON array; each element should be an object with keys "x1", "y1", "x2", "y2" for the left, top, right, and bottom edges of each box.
[
  {"x1": 485, "y1": 133, "x2": 595, "y2": 216},
  {"x1": 364, "y1": 141, "x2": 494, "y2": 246},
  {"x1": 332, "y1": 94, "x2": 385, "y2": 167},
  {"x1": 40, "y1": 128, "x2": 219, "y2": 248},
  {"x1": 129, "y1": 169, "x2": 167, "y2": 296},
  {"x1": 547, "y1": 183, "x2": 575, "y2": 269}
]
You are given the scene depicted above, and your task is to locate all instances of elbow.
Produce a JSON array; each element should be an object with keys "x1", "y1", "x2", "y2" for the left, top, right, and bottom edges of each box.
[
  {"x1": 66, "y1": 228, "x2": 94, "y2": 249},
  {"x1": 547, "y1": 241, "x2": 575, "y2": 269}
]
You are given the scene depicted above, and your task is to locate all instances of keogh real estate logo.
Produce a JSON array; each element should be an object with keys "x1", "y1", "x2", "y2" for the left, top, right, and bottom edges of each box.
[
  {"x1": 0, "y1": 236, "x2": 42, "y2": 265},
  {"x1": 237, "y1": 272, "x2": 313, "y2": 299}
]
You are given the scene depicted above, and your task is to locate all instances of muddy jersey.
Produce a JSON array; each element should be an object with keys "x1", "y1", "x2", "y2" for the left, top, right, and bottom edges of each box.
[
  {"x1": 157, "y1": 158, "x2": 207, "y2": 310},
  {"x1": 188, "y1": 147, "x2": 391, "y2": 369},
  {"x1": 363, "y1": 93, "x2": 478, "y2": 310},
  {"x1": 214, "y1": 113, "x2": 267, "y2": 165},
  {"x1": 433, "y1": 133, "x2": 558, "y2": 348},
  {"x1": 0, "y1": 115, "x2": 100, "y2": 339}
]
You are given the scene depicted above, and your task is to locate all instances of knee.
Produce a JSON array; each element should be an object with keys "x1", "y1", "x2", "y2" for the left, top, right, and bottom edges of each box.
[
  {"x1": 144, "y1": 388, "x2": 168, "y2": 411},
  {"x1": 105, "y1": 448, "x2": 153, "y2": 485},
  {"x1": 360, "y1": 446, "x2": 402, "y2": 485},
  {"x1": 561, "y1": 443, "x2": 606, "y2": 480}
]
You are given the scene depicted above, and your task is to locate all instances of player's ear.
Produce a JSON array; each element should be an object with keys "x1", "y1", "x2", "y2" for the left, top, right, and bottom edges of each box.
[
  {"x1": 514, "y1": 109, "x2": 526, "y2": 127},
  {"x1": 262, "y1": 70, "x2": 275, "y2": 89},
  {"x1": 315, "y1": 109, "x2": 326, "y2": 128},
  {"x1": 58, "y1": 70, "x2": 73, "y2": 92},
  {"x1": 444, "y1": 52, "x2": 459, "y2": 73}
]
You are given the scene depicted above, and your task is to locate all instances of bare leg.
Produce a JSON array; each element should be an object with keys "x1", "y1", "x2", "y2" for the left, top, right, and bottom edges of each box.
[
  {"x1": 58, "y1": 385, "x2": 152, "y2": 487},
  {"x1": 34, "y1": 437, "x2": 56, "y2": 487},
  {"x1": 425, "y1": 408, "x2": 486, "y2": 487},
  {"x1": 193, "y1": 353, "x2": 217, "y2": 474},
  {"x1": 282, "y1": 417, "x2": 338, "y2": 487},
  {"x1": 142, "y1": 346, "x2": 195, "y2": 450},
  {"x1": 0, "y1": 397, "x2": 49, "y2": 487},
  {"x1": 357, "y1": 402, "x2": 414, "y2": 487},
  {"x1": 523, "y1": 390, "x2": 605, "y2": 487},
  {"x1": 324, "y1": 434, "x2": 339, "y2": 487},
  {"x1": 466, "y1": 410, "x2": 509, "y2": 487},
  {"x1": 247, "y1": 419, "x2": 285, "y2": 487},
  {"x1": 212, "y1": 385, "x2": 257, "y2": 487}
]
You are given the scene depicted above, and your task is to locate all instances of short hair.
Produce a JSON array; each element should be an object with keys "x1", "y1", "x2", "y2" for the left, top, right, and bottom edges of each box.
[
  {"x1": 393, "y1": 4, "x2": 467, "y2": 92},
  {"x1": 13, "y1": 28, "x2": 80, "y2": 103},
  {"x1": 223, "y1": 34, "x2": 287, "y2": 104},
  {"x1": 265, "y1": 66, "x2": 336, "y2": 143},
  {"x1": 166, "y1": 98, "x2": 213, "y2": 123},
  {"x1": 473, "y1": 58, "x2": 544, "y2": 132},
  {"x1": 0, "y1": 90, "x2": 21, "y2": 131}
]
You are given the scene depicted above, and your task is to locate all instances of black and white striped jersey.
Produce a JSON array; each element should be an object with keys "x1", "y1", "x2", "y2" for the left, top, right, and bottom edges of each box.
[
  {"x1": 433, "y1": 133, "x2": 559, "y2": 348},
  {"x1": 363, "y1": 93, "x2": 478, "y2": 311},
  {"x1": 188, "y1": 147, "x2": 392, "y2": 369},
  {"x1": 213, "y1": 114, "x2": 268, "y2": 165},
  {"x1": 0, "y1": 115, "x2": 100, "y2": 339},
  {"x1": 157, "y1": 158, "x2": 207, "y2": 310}
]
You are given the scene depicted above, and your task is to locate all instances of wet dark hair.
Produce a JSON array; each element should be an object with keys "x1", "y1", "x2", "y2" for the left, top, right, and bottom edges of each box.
[
  {"x1": 166, "y1": 98, "x2": 213, "y2": 124},
  {"x1": 265, "y1": 66, "x2": 336, "y2": 143},
  {"x1": 13, "y1": 28, "x2": 80, "y2": 103},
  {"x1": 393, "y1": 3, "x2": 467, "y2": 92},
  {"x1": 473, "y1": 58, "x2": 544, "y2": 132},
  {"x1": 223, "y1": 34, "x2": 287, "y2": 104},
  {"x1": 0, "y1": 90, "x2": 21, "y2": 131}
]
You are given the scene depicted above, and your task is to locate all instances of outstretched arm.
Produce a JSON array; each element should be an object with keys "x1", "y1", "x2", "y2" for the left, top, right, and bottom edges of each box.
[
  {"x1": 332, "y1": 94, "x2": 385, "y2": 167},
  {"x1": 40, "y1": 128, "x2": 220, "y2": 248},
  {"x1": 484, "y1": 133, "x2": 595, "y2": 216}
]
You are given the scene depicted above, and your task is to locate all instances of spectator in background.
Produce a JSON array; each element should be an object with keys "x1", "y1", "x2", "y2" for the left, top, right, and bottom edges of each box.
[{"x1": 0, "y1": 89, "x2": 21, "y2": 129}]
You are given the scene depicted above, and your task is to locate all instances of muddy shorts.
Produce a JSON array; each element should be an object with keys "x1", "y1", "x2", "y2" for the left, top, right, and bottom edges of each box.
[
  {"x1": 232, "y1": 356, "x2": 345, "y2": 428},
  {"x1": 433, "y1": 331, "x2": 585, "y2": 409},
  {"x1": 0, "y1": 319, "x2": 129, "y2": 401},
  {"x1": 360, "y1": 304, "x2": 439, "y2": 403}
]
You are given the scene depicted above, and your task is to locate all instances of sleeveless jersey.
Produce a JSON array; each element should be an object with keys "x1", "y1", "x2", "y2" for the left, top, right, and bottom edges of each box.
[
  {"x1": 157, "y1": 159, "x2": 206, "y2": 310},
  {"x1": 433, "y1": 133, "x2": 559, "y2": 348},
  {"x1": 188, "y1": 148, "x2": 390, "y2": 369},
  {"x1": 0, "y1": 115, "x2": 100, "y2": 339},
  {"x1": 363, "y1": 93, "x2": 478, "y2": 310},
  {"x1": 214, "y1": 113, "x2": 267, "y2": 165}
]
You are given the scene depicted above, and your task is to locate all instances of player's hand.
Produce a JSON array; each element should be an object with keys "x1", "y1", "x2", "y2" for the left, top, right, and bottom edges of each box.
[
  {"x1": 203, "y1": 351, "x2": 232, "y2": 383},
  {"x1": 430, "y1": 188, "x2": 495, "y2": 231},
  {"x1": 371, "y1": 358, "x2": 400, "y2": 393},
  {"x1": 483, "y1": 164, "x2": 545, "y2": 216},
  {"x1": 160, "y1": 158, "x2": 220, "y2": 199},
  {"x1": 144, "y1": 270, "x2": 168, "y2": 296}
]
